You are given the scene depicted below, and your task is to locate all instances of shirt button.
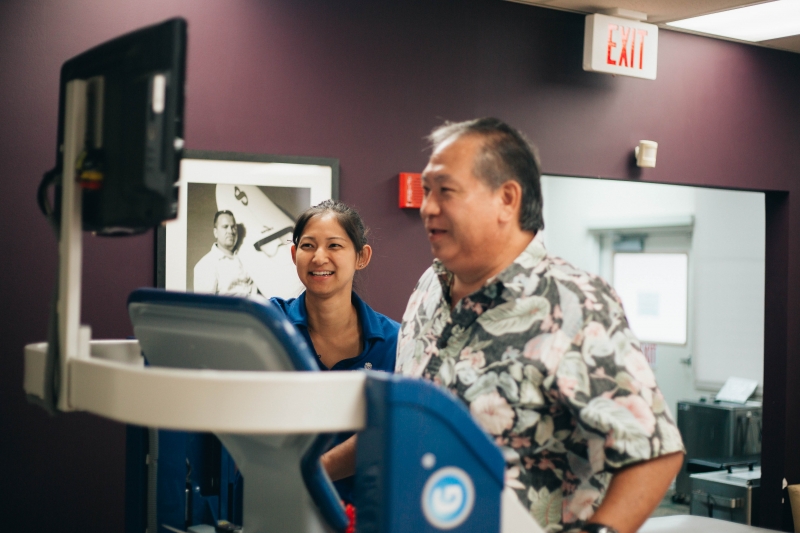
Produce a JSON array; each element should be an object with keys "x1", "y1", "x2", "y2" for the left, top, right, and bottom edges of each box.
[{"x1": 364, "y1": 362, "x2": 373, "y2": 370}]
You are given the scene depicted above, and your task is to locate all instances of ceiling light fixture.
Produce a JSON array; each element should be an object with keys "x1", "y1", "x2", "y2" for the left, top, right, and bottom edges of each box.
[{"x1": 667, "y1": 0, "x2": 800, "y2": 42}]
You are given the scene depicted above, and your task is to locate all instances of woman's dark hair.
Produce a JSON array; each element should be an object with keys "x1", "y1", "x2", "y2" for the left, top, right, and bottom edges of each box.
[{"x1": 292, "y1": 199, "x2": 369, "y2": 256}]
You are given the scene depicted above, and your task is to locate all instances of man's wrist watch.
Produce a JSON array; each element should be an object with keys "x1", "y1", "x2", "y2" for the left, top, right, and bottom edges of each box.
[{"x1": 581, "y1": 524, "x2": 619, "y2": 533}]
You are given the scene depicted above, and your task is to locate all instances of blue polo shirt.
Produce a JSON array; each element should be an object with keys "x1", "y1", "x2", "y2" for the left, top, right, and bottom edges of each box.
[{"x1": 269, "y1": 291, "x2": 399, "y2": 502}]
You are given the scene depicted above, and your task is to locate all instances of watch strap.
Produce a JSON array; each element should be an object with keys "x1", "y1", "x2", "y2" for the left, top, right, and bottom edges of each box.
[{"x1": 581, "y1": 523, "x2": 620, "y2": 533}]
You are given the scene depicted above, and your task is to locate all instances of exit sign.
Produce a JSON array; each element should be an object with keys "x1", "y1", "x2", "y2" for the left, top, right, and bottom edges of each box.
[{"x1": 583, "y1": 14, "x2": 658, "y2": 80}]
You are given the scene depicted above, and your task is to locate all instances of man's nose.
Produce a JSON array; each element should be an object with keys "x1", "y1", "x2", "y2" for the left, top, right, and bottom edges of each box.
[{"x1": 420, "y1": 193, "x2": 439, "y2": 219}]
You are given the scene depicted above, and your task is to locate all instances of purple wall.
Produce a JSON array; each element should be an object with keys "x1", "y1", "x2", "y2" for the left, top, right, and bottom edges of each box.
[{"x1": 1, "y1": 0, "x2": 798, "y2": 531}]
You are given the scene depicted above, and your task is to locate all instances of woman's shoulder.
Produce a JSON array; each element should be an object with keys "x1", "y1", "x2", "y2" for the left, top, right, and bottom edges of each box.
[
  {"x1": 268, "y1": 295, "x2": 290, "y2": 309},
  {"x1": 268, "y1": 294, "x2": 303, "y2": 319},
  {"x1": 360, "y1": 307, "x2": 399, "y2": 369},
  {"x1": 354, "y1": 294, "x2": 400, "y2": 337},
  {"x1": 374, "y1": 311, "x2": 400, "y2": 335},
  {"x1": 371, "y1": 312, "x2": 400, "y2": 349}
]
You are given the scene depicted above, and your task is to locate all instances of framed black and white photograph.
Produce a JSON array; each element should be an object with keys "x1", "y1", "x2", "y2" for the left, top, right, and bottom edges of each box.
[{"x1": 157, "y1": 150, "x2": 339, "y2": 299}]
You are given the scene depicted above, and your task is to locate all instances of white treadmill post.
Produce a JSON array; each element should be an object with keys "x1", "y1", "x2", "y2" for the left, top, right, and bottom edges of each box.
[{"x1": 57, "y1": 78, "x2": 92, "y2": 411}]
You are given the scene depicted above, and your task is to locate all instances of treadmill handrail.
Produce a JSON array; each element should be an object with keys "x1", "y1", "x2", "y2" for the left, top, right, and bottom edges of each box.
[{"x1": 62, "y1": 349, "x2": 367, "y2": 432}]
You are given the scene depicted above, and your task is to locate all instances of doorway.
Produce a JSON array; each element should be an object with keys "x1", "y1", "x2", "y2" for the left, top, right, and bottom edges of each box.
[{"x1": 540, "y1": 175, "x2": 766, "y2": 520}]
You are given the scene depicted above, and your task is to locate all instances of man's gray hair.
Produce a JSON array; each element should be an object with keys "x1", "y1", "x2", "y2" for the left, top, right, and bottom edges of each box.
[{"x1": 428, "y1": 118, "x2": 544, "y2": 233}]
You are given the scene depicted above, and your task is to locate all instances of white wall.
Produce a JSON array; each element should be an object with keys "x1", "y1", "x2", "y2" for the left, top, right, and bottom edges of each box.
[
  {"x1": 540, "y1": 176, "x2": 765, "y2": 415},
  {"x1": 691, "y1": 188, "x2": 765, "y2": 389},
  {"x1": 541, "y1": 177, "x2": 695, "y2": 274}
]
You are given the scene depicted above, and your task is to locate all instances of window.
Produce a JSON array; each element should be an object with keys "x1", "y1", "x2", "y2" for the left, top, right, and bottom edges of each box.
[{"x1": 612, "y1": 253, "x2": 688, "y2": 345}]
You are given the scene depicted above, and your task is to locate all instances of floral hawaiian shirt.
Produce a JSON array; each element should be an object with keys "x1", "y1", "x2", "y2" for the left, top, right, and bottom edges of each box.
[{"x1": 396, "y1": 238, "x2": 684, "y2": 532}]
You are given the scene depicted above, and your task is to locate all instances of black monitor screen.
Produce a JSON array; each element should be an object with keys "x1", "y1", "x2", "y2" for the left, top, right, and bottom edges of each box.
[{"x1": 55, "y1": 18, "x2": 187, "y2": 234}]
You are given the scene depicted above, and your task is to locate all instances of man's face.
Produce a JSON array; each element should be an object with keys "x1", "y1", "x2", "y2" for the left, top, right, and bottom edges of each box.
[
  {"x1": 214, "y1": 214, "x2": 238, "y2": 252},
  {"x1": 420, "y1": 135, "x2": 506, "y2": 277}
]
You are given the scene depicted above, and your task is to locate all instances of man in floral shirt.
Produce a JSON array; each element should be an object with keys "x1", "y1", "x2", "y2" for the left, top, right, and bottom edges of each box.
[{"x1": 396, "y1": 118, "x2": 684, "y2": 533}]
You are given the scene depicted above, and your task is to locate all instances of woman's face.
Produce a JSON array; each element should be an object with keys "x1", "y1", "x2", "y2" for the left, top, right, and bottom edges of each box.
[{"x1": 291, "y1": 213, "x2": 365, "y2": 299}]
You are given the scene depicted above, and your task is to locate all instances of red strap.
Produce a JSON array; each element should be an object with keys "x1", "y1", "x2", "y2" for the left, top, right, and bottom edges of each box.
[{"x1": 345, "y1": 503, "x2": 356, "y2": 533}]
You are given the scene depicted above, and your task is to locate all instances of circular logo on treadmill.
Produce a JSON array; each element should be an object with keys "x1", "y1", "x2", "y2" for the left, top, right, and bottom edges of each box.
[{"x1": 421, "y1": 466, "x2": 475, "y2": 529}]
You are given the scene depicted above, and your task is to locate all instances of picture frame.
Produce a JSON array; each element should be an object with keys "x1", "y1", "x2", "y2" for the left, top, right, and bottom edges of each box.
[{"x1": 156, "y1": 150, "x2": 339, "y2": 299}]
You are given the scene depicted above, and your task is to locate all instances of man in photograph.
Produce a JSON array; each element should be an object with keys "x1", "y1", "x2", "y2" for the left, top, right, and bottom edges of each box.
[{"x1": 193, "y1": 210, "x2": 257, "y2": 296}]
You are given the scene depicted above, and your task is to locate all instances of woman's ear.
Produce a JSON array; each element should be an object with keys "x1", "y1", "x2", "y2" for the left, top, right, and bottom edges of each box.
[
  {"x1": 356, "y1": 244, "x2": 373, "y2": 270},
  {"x1": 290, "y1": 244, "x2": 297, "y2": 265}
]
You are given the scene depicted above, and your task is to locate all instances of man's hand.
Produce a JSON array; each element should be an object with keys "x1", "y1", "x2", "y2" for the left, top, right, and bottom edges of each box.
[
  {"x1": 584, "y1": 451, "x2": 684, "y2": 533},
  {"x1": 321, "y1": 435, "x2": 357, "y2": 482}
]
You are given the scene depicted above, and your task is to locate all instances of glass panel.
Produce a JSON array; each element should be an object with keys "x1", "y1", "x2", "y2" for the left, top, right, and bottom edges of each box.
[{"x1": 612, "y1": 252, "x2": 688, "y2": 345}]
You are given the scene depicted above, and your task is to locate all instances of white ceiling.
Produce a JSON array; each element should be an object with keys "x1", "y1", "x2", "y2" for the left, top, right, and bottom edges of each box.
[{"x1": 509, "y1": 0, "x2": 800, "y2": 53}]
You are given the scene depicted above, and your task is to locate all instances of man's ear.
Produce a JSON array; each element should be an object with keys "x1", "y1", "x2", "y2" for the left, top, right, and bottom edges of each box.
[
  {"x1": 290, "y1": 244, "x2": 297, "y2": 265},
  {"x1": 497, "y1": 180, "x2": 523, "y2": 224}
]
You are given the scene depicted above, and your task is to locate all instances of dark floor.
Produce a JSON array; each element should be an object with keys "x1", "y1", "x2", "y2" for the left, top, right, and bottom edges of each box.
[{"x1": 651, "y1": 488, "x2": 691, "y2": 518}]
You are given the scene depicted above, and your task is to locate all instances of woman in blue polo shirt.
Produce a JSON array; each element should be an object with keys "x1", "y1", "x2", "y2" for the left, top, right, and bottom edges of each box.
[{"x1": 270, "y1": 199, "x2": 399, "y2": 504}]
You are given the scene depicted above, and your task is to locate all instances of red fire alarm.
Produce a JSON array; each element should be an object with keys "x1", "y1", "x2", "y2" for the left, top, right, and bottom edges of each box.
[{"x1": 399, "y1": 172, "x2": 423, "y2": 208}]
